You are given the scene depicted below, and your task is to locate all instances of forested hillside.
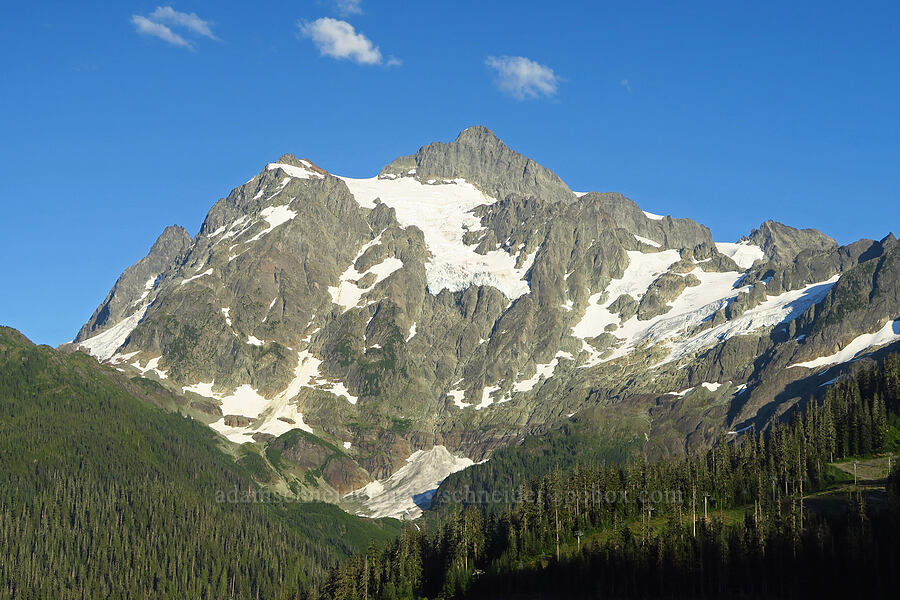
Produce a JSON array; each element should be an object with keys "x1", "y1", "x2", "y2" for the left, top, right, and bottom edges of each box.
[
  {"x1": 0, "y1": 327, "x2": 401, "y2": 599},
  {"x1": 324, "y1": 353, "x2": 900, "y2": 599}
]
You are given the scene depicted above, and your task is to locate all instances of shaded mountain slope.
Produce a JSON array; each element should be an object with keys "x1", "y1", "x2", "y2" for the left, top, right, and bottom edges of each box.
[{"x1": 0, "y1": 326, "x2": 400, "y2": 598}]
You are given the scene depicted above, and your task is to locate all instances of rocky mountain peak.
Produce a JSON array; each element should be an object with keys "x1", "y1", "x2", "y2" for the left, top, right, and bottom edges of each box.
[
  {"x1": 273, "y1": 153, "x2": 305, "y2": 166},
  {"x1": 584, "y1": 192, "x2": 714, "y2": 250},
  {"x1": 746, "y1": 220, "x2": 837, "y2": 263},
  {"x1": 453, "y1": 125, "x2": 503, "y2": 147},
  {"x1": 379, "y1": 125, "x2": 575, "y2": 204},
  {"x1": 150, "y1": 225, "x2": 191, "y2": 253},
  {"x1": 74, "y1": 224, "x2": 191, "y2": 343}
]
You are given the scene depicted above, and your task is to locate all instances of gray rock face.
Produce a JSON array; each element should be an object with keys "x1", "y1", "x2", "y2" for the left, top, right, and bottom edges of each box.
[
  {"x1": 637, "y1": 272, "x2": 700, "y2": 320},
  {"x1": 722, "y1": 236, "x2": 900, "y2": 431},
  {"x1": 802, "y1": 236, "x2": 900, "y2": 344},
  {"x1": 587, "y1": 192, "x2": 714, "y2": 250},
  {"x1": 74, "y1": 225, "x2": 191, "y2": 342},
  {"x1": 380, "y1": 126, "x2": 575, "y2": 204},
  {"x1": 741, "y1": 234, "x2": 888, "y2": 297},
  {"x1": 746, "y1": 220, "x2": 837, "y2": 264}
]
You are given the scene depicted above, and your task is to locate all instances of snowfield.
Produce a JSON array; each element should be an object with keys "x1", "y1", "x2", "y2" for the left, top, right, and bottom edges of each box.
[
  {"x1": 339, "y1": 175, "x2": 536, "y2": 300},
  {"x1": 447, "y1": 389, "x2": 468, "y2": 408},
  {"x1": 344, "y1": 446, "x2": 474, "y2": 519},
  {"x1": 658, "y1": 275, "x2": 840, "y2": 365},
  {"x1": 77, "y1": 305, "x2": 149, "y2": 361},
  {"x1": 572, "y1": 249, "x2": 682, "y2": 341},
  {"x1": 570, "y1": 247, "x2": 839, "y2": 367},
  {"x1": 181, "y1": 381, "x2": 270, "y2": 420},
  {"x1": 513, "y1": 358, "x2": 561, "y2": 393},
  {"x1": 715, "y1": 241, "x2": 765, "y2": 269}
]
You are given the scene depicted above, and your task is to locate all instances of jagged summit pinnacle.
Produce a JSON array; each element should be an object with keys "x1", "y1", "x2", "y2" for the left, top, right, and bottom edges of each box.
[
  {"x1": 269, "y1": 154, "x2": 329, "y2": 177},
  {"x1": 454, "y1": 125, "x2": 502, "y2": 145},
  {"x1": 379, "y1": 125, "x2": 575, "y2": 204},
  {"x1": 151, "y1": 225, "x2": 191, "y2": 250},
  {"x1": 273, "y1": 153, "x2": 306, "y2": 167},
  {"x1": 746, "y1": 220, "x2": 838, "y2": 263},
  {"x1": 74, "y1": 224, "x2": 191, "y2": 343}
]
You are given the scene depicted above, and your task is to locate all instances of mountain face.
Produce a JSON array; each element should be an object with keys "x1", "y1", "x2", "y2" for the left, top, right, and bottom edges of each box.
[{"x1": 71, "y1": 126, "x2": 900, "y2": 515}]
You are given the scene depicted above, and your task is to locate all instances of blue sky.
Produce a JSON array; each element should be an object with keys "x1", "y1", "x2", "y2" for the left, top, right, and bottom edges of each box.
[{"x1": 1, "y1": 1, "x2": 898, "y2": 346}]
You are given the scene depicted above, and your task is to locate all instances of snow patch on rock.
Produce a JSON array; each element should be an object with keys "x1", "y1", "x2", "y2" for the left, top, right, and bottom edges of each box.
[
  {"x1": 475, "y1": 385, "x2": 501, "y2": 410},
  {"x1": 182, "y1": 381, "x2": 270, "y2": 420},
  {"x1": 513, "y1": 359, "x2": 559, "y2": 393},
  {"x1": 329, "y1": 235, "x2": 404, "y2": 311},
  {"x1": 180, "y1": 269, "x2": 214, "y2": 286},
  {"x1": 267, "y1": 162, "x2": 324, "y2": 180},
  {"x1": 132, "y1": 355, "x2": 168, "y2": 379},
  {"x1": 245, "y1": 204, "x2": 298, "y2": 243},
  {"x1": 447, "y1": 389, "x2": 469, "y2": 409},
  {"x1": 789, "y1": 320, "x2": 900, "y2": 370},
  {"x1": 633, "y1": 234, "x2": 661, "y2": 248}
]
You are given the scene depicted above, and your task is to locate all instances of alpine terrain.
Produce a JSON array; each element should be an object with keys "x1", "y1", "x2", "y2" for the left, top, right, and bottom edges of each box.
[{"x1": 69, "y1": 126, "x2": 900, "y2": 520}]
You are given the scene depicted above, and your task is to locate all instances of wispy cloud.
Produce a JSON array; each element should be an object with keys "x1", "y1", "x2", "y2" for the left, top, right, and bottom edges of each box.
[
  {"x1": 131, "y1": 6, "x2": 216, "y2": 49},
  {"x1": 333, "y1": 0, "x2": 363, "y2": 16},
  {"x1": 132, "y1": 15, "x2": 192, "y2": 49},
  {"x1": 300, "y1": 18, "x2": 397, "y2": 66},
  {"x1": 620, "y1": 79, "x2": 632, "y2": 93},
  {"x1": 485, "y1": 56, "x2": 560, "y2": 100},
  {"x1": 148, "y1": 6, "x2": 217, "y2": 39}
]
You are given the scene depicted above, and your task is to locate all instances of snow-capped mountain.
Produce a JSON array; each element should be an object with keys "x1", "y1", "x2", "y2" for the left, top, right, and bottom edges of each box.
[{"x1": 71, "y1": 126, "x2": 900, "y2": 516}]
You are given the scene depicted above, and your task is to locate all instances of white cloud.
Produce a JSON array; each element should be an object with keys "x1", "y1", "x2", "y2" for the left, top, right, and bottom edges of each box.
[
  {"x1": 132, "y1": 15, "x2": 193, "y2": 49},
  {"x1": 148, "y1": 6, "x2": 217, "y2": 39},
  {"x1": 333, "y1": 0, "x2": 363, "y2": 15},
  {"x1": 131, "y1": 6, "x2": 216, "y2": 49},
  {"x1": 485, "y1": 56, "x2": 560, "y2": 100},
  {"x1": 621, "y1": 79, "x2": 632, "y2": 93},
  {"x1": 300, "y1": 18, "x2": 390, "y2": 66}
]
